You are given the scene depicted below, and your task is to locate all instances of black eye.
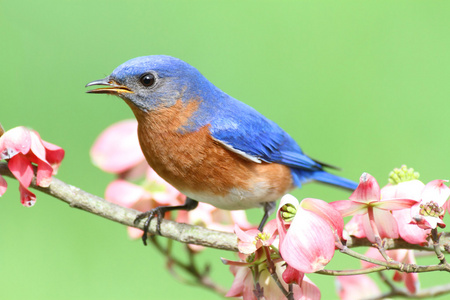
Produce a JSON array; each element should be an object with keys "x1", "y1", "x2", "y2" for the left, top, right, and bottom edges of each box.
[{"x1": 139, "y1": 73, "x2": 156, "y2": 87}]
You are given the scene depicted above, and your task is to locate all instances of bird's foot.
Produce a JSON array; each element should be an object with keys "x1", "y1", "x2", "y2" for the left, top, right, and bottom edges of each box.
[
  {"x1": 133, "y1": 198, "x2": 199, "y2": 246},
  {"x1": 134, "y1": 207, "x2": 167, "y2": 246}
]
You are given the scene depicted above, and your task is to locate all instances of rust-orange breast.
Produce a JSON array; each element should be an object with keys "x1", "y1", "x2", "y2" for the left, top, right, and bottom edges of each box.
[{"x1": 127, "y1": 99, "x2": 294, "y2": 209}]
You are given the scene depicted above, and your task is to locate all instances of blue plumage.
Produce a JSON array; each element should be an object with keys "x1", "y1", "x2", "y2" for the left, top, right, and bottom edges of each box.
[
  {"x1": 95, "y1": 55, "x2": 357, "y2": 190},
  {"x1": 87, "y1": 55, "x2": 358, "y2": 240}
]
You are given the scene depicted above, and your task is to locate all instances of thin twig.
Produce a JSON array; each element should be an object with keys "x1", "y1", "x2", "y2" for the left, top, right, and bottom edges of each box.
[
  {"x1": 149, "y1": 236, "x2": 227, "y2": 295},
  {"x1": 365, "y1": 283, "x2": 450, "y2": 300},
  {"x1": 431, "y1": 228, "x2": 447, "y2": 264},
  {"x1": 317, "y1": 266, "x2": 387, "y2": 276},
  {"x1": 335, "y1": 239, "x2": 450, "y2": 273},
  {"x1": 262, "y1": 246, "x2": 291, "y2": 299}
]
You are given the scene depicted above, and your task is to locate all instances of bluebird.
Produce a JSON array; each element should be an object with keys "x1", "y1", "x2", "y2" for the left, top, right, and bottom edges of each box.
[{"x1": 86, "y1": 55, "x2": 357, "y2": 245}]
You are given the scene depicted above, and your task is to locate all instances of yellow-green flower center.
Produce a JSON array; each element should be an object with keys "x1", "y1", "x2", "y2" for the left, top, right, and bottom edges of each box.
[
  {"x1": 280, "y1": 203, "x2": 297, "y2": 222},
  {"x1": 256, "y1": 232, "x2": 270, "y2": 242},
  {"x1": 388, "y1": 165, "x2": 420, "y2": 185},
  {"x1": 419, "y1": 201, "x2": 445, "y2": 217}
]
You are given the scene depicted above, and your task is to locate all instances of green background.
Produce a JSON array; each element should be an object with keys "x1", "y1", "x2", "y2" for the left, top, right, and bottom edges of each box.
[{"x1": 1, "y1": 1, "x2": 450, "y2": 299}]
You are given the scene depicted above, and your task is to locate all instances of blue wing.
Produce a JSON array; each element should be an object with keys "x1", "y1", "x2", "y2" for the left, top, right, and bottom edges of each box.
[
  {"x1": 205, "y1": 95, "x2": 357, "y2": 190},
  {"x1": 208, "y1": 97, "x2": 322, "y2": 170}
]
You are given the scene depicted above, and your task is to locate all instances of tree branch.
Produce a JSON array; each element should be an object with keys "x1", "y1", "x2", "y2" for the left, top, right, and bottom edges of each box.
[
  {"x1": 2, "y1": 161, "x2": 450, "y2": 256},
  {"x1": 366, "y1": 283, "x2": 450, "y2": 300},
  {"x1": 0, "y1": 162, "x2": 238, "y2": 251}
]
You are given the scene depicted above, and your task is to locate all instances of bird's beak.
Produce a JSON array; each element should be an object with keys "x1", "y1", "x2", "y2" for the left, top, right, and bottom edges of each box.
[{"x1": 85, "y1": 78, "x2": 133, "y2": 94}]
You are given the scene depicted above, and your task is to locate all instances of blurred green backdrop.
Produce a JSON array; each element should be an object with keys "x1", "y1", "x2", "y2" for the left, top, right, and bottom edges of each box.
[{"x1": 1, "y1": 1, "x2": 450, "y2": 299}]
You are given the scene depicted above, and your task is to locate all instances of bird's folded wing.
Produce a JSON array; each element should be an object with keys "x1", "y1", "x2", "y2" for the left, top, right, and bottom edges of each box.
[{"x1": 209, "y1": 106, "x2": 321, "y2": 171}]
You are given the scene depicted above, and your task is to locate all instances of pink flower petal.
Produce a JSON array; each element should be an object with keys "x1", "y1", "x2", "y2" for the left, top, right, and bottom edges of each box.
[
  {"x1": 336, "y1": 274, "x2": 380, "y2": 300},
  {"x1": 235, "y1": 225, "x2": 259, "y2": 254},
  {"x1": 381, "y1": 180, "x2": 424, "y2": 200},
  {"x1": 263, "y1": 219, "x2": 278, "y2": 244},
  {"x1": 301, "y1": 198, "x2": 344, "y2": 238},
  {"x1": 26, "y1": 130, "x2": 64, "y2": 175},
  {"x1": 372, "y1": 199, "x2": 417, "y2": 211},
  {"x1": 280, "y1": 207, "x2": 335, "y2": 273},
  {"x1": 8, "y1": 154, "x2": 33, "y2": 188},
  {"x1": 29, "y1": 130, "x2": 47, "y2": 162},
  {"x1": 393, "y1": 208, "x2": 429, "y2": 245},
  {"x1": 282, "y1": 265, "x2": 304, "y2": 285},
  {"x1": 330, "y1": 200, "x2": 368, "y2": 217},
  {"x1": 0, "y1": 174, "x2": 7, "y2": 196},
  {"x1": 41, "y1": 140, "x2": 65, "y2": 171},
  {"x1": 235, "y1": 219, "x2": 277, "y2": 254},
  {"x1": 225, "y1": 265, "x2": 254, "y2": 298},
  {"x1": 90, "y1": 120, "x2": 145, "y2": 174},
  {"x1": 297, "y1": 276, "x2": 321, "y2": 300},
  {"x1": 371, "y1": 208, "x2": 399, "y2": 240},
  {"x1": 421, "y1": 180, "x2": 450, "y2": 206},
  {"x1": 349, "y1": 173, "x2": 380, "y2": 203},
  {"x1": 35, "y1": 159, "x2": 54, "y2": 187},
  {"x1": 127, "y1": 226, "x2": 144, "y2": 239},
  {"x1": 105, "y1": 179, "x2": 149, "y2": 208},
  {"x1": 0, "y1": 126, "x2": 31, "y2": 158},
  {"x1": 230, "y1": 210, "x2": 253, "y2": 230},
  {"x1": 362, "y1": 209, "x2": 399, "y2": 243},
  {"x1": 344, "y1": 215, "x2": 366, "y2": 239},
  {"x1": 19, "y1": 184, "x2": 36, "y2": 207}
]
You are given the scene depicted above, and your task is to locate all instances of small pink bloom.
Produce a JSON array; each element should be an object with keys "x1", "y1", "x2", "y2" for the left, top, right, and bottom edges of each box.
[
  {"x1": 0, "y1": 126, "x2": 65, "y2": 206},
  {"x1": 226, "y1": 264, "x2": 255, "y2": 299},
  {"x1": 282, "y1": 264, "x2": 304, "y2": 285},
  {"x1": 105, "y1": 171, "x2": 185, "y2": 239},
  {"x1": 362, "y1": 248, "x2": 419, "y2": 294},
  {"x1": 336, "y1": 274, "x2": 380, "y2": 300},
  {"x1": 381, "y1": 179, "x2": 430, "y2": 244},
  {"x1": 277, "y1": 195, "x2": 339, "y2": 273},
  {"x1": 298, "y1": 276, "x2": 321, "y2": 300},
  {"x1": 343, "y1": 215, "x2": 366, "y2": 239},
  {"x1": 301, "y1": 197, "x2": 344, "y2": 239},
  {"x1": 235, "y1": 219, "x2": 277, "y2": 255},
  {"x1": 226, "y1": 261, "x2": 320, "y2": 300},
  {"x1": 331, "y1": 173, "x2": 417, "y2": 243},
  {"x1": 90, "y1": 120, "x2": 146, "y2": 176},
  {"x1": 178, "y1": 203, "x2": 252, "y2": 252},
  {"x1": 410, "y1": 180, "x2": 450, "y2": 230}
]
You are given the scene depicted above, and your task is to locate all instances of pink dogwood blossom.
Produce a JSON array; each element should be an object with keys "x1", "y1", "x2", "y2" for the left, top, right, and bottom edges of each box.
[
  {"x1": 226, "y1": 261, "x2": 320, "y2": 300},
  {"x1": 90, "y1": 119, "x2": 147, "y2": 177},
  {"x1": 235, "y1": 219, "x2": 277, "y2": 255},
  {"x1": 277, "y1": 194, "x2": 342, "y2": 273},
  {"x1": 105, "y1": 169, "x2": 185, "y2": 239},
  {"x1": 331, "y1": 173, "x2": 417, "y2": 243},
  {"x1": 336, "y1": 274, "x2": 380, "y2": 300},
  {"x1": 410, "y1": 180, "x2": 450, "y2": 230},
  {"x1": 382, "y1": 177, "x2": 429, "y2": 245},
  {"x1": 0, "y1": 126, "x2": 64, "y2": 206}
]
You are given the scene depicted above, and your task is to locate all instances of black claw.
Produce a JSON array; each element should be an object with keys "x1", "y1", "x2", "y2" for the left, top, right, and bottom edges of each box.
[
  {"x1": 134, "y1": 208, "x2": 164, "y2": 246},
  {"x1": 133, "y1": 198, "x2": 199, "y2": 246}
]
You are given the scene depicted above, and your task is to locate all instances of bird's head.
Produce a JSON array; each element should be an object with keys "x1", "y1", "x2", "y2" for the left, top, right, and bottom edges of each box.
[{"x1": 86, "y1": 55, "x2": 211, "y2": 112}]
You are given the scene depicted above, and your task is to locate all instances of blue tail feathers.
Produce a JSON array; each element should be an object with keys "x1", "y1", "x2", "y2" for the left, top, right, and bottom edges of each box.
[{"x1": 291, "y1": 169, "x2": 358, "y2": 191}]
